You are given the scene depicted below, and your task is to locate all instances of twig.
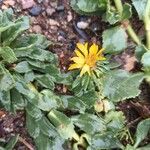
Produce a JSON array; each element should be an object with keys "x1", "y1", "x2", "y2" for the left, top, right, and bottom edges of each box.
[
  {"x1": 18, "y1": 136, "x2": 34, "y2": 150},
  {"x1": 127, "y1": 117, "x2": 142, "y2": 128}
]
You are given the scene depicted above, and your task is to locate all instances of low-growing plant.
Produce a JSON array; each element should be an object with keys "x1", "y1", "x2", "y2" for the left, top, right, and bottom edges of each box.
[{"x1": 1, "y1": 0, "x2": 150, "y2": 149}]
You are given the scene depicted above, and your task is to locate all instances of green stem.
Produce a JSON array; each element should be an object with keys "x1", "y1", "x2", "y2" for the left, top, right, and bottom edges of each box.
[
  {"x1": 114, "y1": 0, "x2": 141, "y2": 45},
  {"x1": 144, "y1": 0, "x2": 150, "y2": 49},
  {"x1": 126, "y1": 23, "x2": 141, "y2": 45},
  {"x1": 114, "y1": 0, "x2": 123, "y2": 15}
]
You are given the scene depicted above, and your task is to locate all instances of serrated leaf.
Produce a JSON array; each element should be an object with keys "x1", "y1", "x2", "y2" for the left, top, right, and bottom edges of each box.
[
  {"x1": 72, "y1": 113, "x2": 106, "y2": 135},
  {"x1": 134, "y1": 118, "x2": 150, "y2": 148},
  {"x1": 103, "y1": 70, "x2": 144, "y2": 102},
  {"x1": 132, "y1": 0, "x2": 147, "y2": 20},
  {"x1": 102, "y1": 26, "x2": 127, "y2": 53}
]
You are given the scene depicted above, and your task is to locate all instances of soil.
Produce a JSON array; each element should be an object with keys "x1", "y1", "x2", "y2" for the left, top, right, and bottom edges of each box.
[{"x1": 0, "y1": 0, "x2": 150, "y2": 149}]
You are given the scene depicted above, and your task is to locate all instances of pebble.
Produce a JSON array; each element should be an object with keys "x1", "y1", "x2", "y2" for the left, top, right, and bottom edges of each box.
[
  {"x1": 46, "y1": 7, "x2": 55, "y2": 16},
  {"x1": 67, "y1": 11, "x2": 73, "y2": 22},
  {"x1": 77, "y1": 21, "x2": 89, "y2": 29},
  {"x1": 29, "y1": 5, "x2": 42, "y2": 16},
  {"x1": 90, "y1": 22, "x2": 100, "y2": 32},
  {"x1": 58, "y1": 30, "x2": 67, "y2": 38},
  {"x1": 56, "y1": 5, "x2": 64, "y2": 11},
  {"x1": 20, "y1": 0, "x2": 35, "y2": 9},
  {"x1": 32, "y1": 25, "x2": 42, "y2": 33},
  {"x1": 48, "y1": 19, "x2": 59, "y2": 26}
]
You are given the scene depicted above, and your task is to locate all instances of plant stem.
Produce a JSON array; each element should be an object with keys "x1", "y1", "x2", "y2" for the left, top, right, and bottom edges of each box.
[
  {"x1": 144, "y1": 0, "x2": 150, "y2": 49},
  {"x1": 126, "y1": 23, "x2": 141, "y2": 45},
  {"x1": 114, "y1": 0, "x2": 123, "y2": 15},
  {"x1": 114, "y1": 0, "x2": 141, "y2": 45}
]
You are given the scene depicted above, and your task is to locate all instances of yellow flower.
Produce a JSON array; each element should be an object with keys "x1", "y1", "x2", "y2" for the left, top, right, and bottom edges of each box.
[{"x1": 68, "y1": 43, "x2": 106, "y2": 76}]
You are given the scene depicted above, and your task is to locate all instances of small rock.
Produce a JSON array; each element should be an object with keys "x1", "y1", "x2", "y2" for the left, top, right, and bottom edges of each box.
[
  {"x1": 48, "y1": 19, "x2": 59, "y2": 26},
  {"x1": 56, "y1": 5, "x2": 64, "y2": 11},
  {"x1": 58, "y1": 35, "x2": 64, "y2": 41},
  {"x1": 46, "y1": 7, "x2": 55, "y2": 16},
  {"x1": 67, "y1": 11, "x2": 73, "y2": 22},
  {"x1": 58, "y1": 30, "x2": 67, "y2": 38},
  {"x1": 1, "y1": 4, "x2": 8, "y2": 9},
  {"x1": 68, "y1": 40, "x2": 76, "y2": 51},
  {"x1": 51, "y1": 2, "x2": 57, "y2": 8},
  {"x1": 20, "y1": 0, "x2": 35, "y2": 9},
  {"x1": 29, "y1": 5, "x2": 42, "y2": 16},
  {"x1": 3, "y1": 0, "x2": 15, "y2": 6},
  {"x1": 90, "y1": 22, "x2": 100, "y2": 32},
  {"x1": 77, "y1": 21, "x2": 89, "y2": 29},
  {"x1": 32, "y1": 25, "x2": 42, "y2": 33}
]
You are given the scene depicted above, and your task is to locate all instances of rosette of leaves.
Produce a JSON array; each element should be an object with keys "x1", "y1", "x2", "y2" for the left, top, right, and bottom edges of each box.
[
  {"x1": 0, "y1": 9, "x2": 72, "y2": 149},
  {"x1": 0, "y1": 8, "x2": 67, "y2": 112}
]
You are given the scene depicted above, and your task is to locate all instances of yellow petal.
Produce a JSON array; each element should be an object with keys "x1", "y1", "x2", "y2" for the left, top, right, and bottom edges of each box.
[
  {"x1": 97, "y1": 48, "x2": 105, "y2": 55},
  {"x1": 77, "y1": 42, "x2": 88, "y2": 57},
  {"x1": 74, "y1": 49, "x2": 84, "y2": 58},
  {"x1": 97, "y1": 56, "x2": 106, "y2": 61},
  {"x1": 80, "y1": 64, "x2": 91, "y2": 77},
  {"x1": 68, "y1": 63, "x2": 82, "y2": 70},
  {"x1": 71, "y1": 57, "x2": 85, "y2": 65},
  {"x1": 89, "y1": 43, "x2": 98, "y2": 56}
]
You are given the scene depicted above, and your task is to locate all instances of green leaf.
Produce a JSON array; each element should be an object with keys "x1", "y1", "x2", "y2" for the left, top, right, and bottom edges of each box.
[
  {"x1": 48, "y1": 110, "x2": 77, "y2": 140},
  {"x1": 0, "y1": 47, "x2": 17, "y2": 63},
  {"x1": 122, "y1": 3, "x2": 132, "y2": 20},
  {"x1": 36, "y1": 74, "x2": 55, "y2": 90},
  {"x1": 0, "y1": 65, "x2": 15, "y2": 91},
  {"x1": 61, "y1": 95, "x2": 87, "y2": 113},
  {"x1": 102, "y1": 26, "x2": 127, "y2": 53},
  {"x1": 105, "y1": 111, "x2": 125, "y2": 131},
  {"x1": 0, "y1": 91, "x2": 11, "y2": 111},
  {"x1": 90, "y1": 132, "x2": 123, "y2": 149},
  {"x1": 10, "y1": 88, "x2": 25, "y2": 112},
  {"x1": 132, "y1": 0, "x2": 147, "y2": 20},
  {"x1": 71, "y1": 0, "x2": 106, "y2": 15},
  {"x1": 77, "y1": 0, "x2": 102, "y2": 13},
  {"x1": 141, "y1": 51, "x2": 150, "y2": 68},
  {"x1": 14, "y1": 61, "x2": 32, "y2": 73},
  {"x1": 5, "y1": 135, "x2": 19, "y2": 150},
  {"x1": 103, "y1": 70, "x2": 144, "y2": 102},
  {"x1": 134, "y1": 118, "x2": 150, "y2": 148},
  {"x1": 135, "y1": 45, "x2": 147, "y2": 61},
  {"x1": 2, "y1": 16, "x2": 30, "y2": 46},
  {"x1": 72, "y1": 113, "x2": 106, "y2": 135}
]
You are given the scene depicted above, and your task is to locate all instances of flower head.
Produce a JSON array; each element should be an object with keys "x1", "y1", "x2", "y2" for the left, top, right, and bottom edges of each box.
[{"x1": 68, "y1": 43, "x2": 106, "y2": 76}]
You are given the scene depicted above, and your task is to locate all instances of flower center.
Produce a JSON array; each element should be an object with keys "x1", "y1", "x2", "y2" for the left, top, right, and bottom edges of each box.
[{"x1": 86, "y1": 54, "x2": 97, "y2": 68}]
